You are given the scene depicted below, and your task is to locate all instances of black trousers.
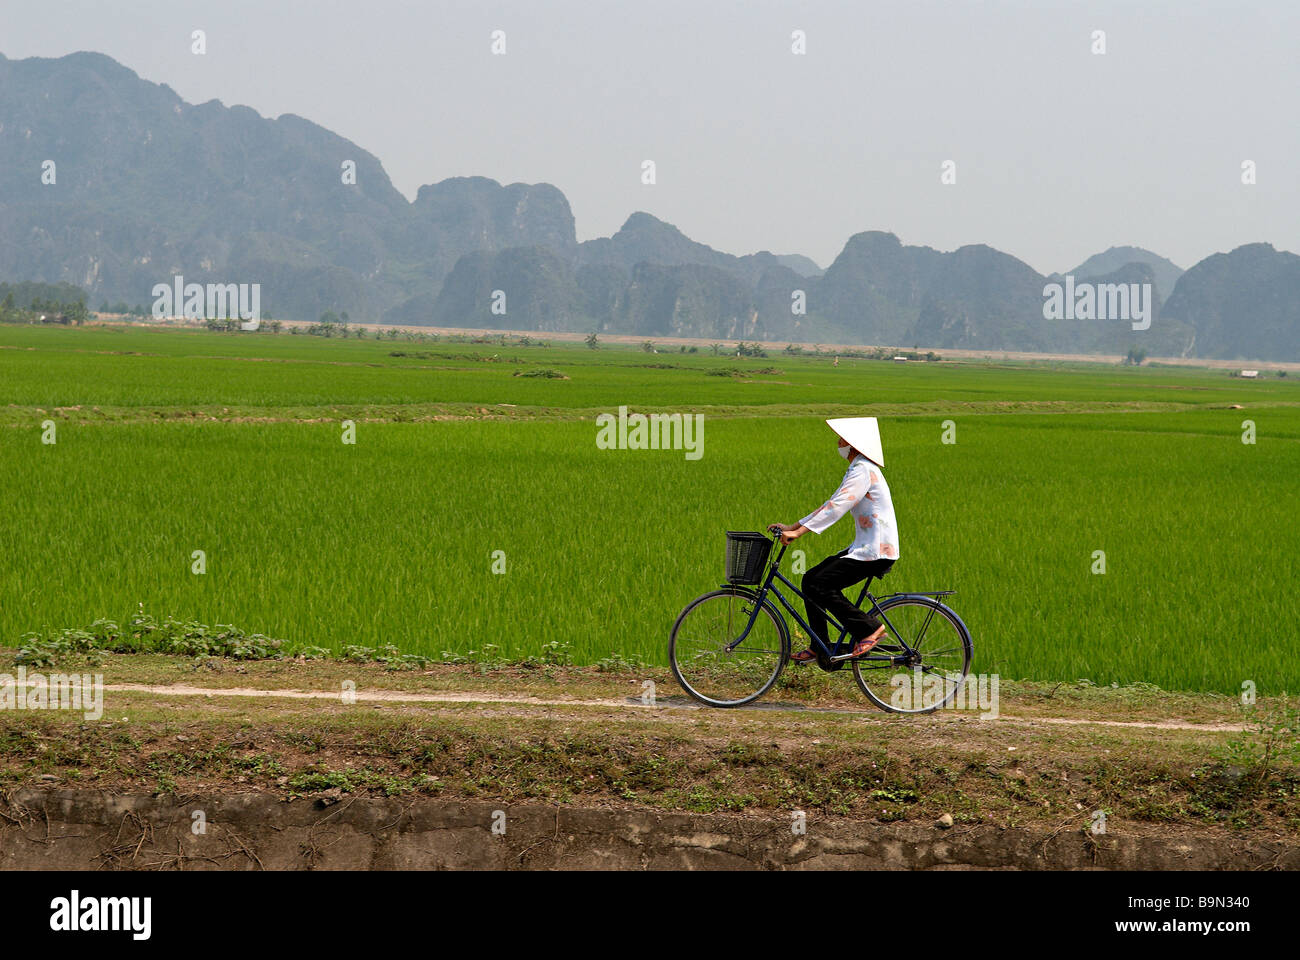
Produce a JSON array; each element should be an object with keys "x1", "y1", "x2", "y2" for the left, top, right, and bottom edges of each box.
[{"x1": 802, "y1": 550, "x2": 896, "y2": 645}]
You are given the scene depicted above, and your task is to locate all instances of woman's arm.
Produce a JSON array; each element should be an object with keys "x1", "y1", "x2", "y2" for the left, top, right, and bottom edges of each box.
[{"x1": 797, "y1": 466, "x2": 870, "y2": 534}]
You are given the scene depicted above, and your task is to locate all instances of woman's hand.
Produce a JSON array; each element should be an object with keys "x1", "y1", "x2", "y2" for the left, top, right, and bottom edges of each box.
[{"x1": 770, "y1": 523, "x2": 808, "y2": 545}]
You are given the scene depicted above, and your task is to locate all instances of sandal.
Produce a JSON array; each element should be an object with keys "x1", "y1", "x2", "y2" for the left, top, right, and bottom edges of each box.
[
  {"x1": 850, "y1": 626, "x2": 887, "y2": 658},
  {"x1": 790, "y1": 648, "x2": 817, "y2": 663}
]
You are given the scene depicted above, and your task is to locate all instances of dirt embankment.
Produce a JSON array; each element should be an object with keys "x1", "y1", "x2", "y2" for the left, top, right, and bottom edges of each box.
[
  {"x1": 1, "y1": 657, "x2": 1296, "y2": 869},
  {"x1": 3, "y1": 790, "x2": 1293, "y2": 871}
]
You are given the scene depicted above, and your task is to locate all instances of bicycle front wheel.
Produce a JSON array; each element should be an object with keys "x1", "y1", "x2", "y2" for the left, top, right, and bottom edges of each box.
[
  {"x1": 669, "y1": 587, "x2": 789, "y2": 707},
  {"x1": 852, "y1": 596, "x2": 972, "y2": 714}
]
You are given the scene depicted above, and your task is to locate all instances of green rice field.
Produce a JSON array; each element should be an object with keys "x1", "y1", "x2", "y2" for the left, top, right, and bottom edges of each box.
[{"x1": 2, "y1": 322, "x2": 1298, "y2": 693}]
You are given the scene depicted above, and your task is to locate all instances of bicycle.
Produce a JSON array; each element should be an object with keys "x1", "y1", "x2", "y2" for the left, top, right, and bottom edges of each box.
[{"x1": 669, "y1": 528, "x2": 973, "y2": 712}]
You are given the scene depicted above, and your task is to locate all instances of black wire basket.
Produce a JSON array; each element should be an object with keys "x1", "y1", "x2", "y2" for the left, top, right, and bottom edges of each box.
[{"x1": 724, "y1": 531, "x2": 773, "y2": 585}]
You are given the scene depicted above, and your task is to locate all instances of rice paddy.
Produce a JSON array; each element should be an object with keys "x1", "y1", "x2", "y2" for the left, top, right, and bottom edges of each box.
[{"x1": 2, "y1": 322, "x2": 1297, "y2": 693}]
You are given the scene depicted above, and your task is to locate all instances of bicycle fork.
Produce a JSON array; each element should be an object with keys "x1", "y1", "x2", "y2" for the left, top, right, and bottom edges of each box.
[{"x1": 723, "y1": 593, "x2": 768, "y2": 653}]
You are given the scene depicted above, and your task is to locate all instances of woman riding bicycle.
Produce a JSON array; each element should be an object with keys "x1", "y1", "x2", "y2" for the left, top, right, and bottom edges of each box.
[{"x1": 771, "y1": 417, "x2": 899, "y2": 664}]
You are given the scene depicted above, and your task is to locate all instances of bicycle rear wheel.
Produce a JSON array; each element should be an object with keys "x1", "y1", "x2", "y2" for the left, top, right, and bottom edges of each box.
[
  {"x1": 852, "y1": 596, "x2": 972, "y2": 714},
  {"x1": 669, "y1": 587, "x2": 789, "y2": 707}
]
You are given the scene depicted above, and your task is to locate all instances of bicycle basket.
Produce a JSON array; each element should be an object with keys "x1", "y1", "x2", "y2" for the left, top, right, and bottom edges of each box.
[{"x1": 724, "y1": 531, "x2": 773, "y2": 585}]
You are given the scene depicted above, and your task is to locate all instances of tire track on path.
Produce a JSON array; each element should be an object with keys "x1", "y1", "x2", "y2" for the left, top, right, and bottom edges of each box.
[{"x1": 102, "y1": 683, "x2": 1248, "y2": 732}]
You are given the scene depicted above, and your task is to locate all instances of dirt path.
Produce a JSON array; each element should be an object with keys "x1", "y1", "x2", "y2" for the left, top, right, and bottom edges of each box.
[{"x1": 102, "y1": 682, "x2": 1250, "y2": 732}]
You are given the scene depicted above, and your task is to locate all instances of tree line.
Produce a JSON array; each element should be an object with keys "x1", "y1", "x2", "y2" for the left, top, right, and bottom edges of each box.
[{"x1": 0, "y1": 281, "x2": 90, "y2": 325}]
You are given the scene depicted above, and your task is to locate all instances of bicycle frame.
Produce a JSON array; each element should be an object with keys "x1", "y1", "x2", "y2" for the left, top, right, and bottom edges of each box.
[{"x1": 724, "y1": 536, "x2": 947, "y2": 666}]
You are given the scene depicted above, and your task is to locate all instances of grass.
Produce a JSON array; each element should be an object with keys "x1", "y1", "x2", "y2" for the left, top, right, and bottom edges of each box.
[
  {"x1": 2, "y1": 323, "x2": 1298, "y2": 693},
  {"x1": 3, "y1": 321, "x2": 1298, "y2": 414}
]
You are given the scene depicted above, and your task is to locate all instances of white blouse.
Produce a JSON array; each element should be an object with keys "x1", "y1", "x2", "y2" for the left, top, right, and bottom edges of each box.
[{"x1": 799, "y1": 455, "x2": 900, "y2": 561}]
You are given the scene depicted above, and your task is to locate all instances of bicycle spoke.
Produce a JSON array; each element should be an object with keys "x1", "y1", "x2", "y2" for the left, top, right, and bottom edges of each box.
[
  {"x1": 852, "y1": 598, "x2": 970, "y2": 714},
  {"x1": 918, "y1": 667, "x2": 962, "y2": 686},
  {"x1": 916, "y1": 643, "x2": 963, "y2": 657},
  {"x1": 912, "y1": 602, "x2": 938, "y2": 650},
  {"x1": 671, "y1": 590, "x2": 786, "y2": 707}
]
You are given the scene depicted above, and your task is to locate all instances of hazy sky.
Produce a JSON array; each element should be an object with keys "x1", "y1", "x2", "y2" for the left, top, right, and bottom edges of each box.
[{"x1": 2, "y1": 0, "x2": 1295, "y2": 274}]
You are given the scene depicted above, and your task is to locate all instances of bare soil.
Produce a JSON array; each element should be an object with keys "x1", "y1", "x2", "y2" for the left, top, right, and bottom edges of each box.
[{"x1": 2, "y1": 654, "x2": 1296, "y2": 867}]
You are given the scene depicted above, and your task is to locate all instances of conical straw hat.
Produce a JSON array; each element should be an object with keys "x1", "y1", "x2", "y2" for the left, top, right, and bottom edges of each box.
[{"x1": 826, "y1": 417, "x2": 884, "y2": 467}]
